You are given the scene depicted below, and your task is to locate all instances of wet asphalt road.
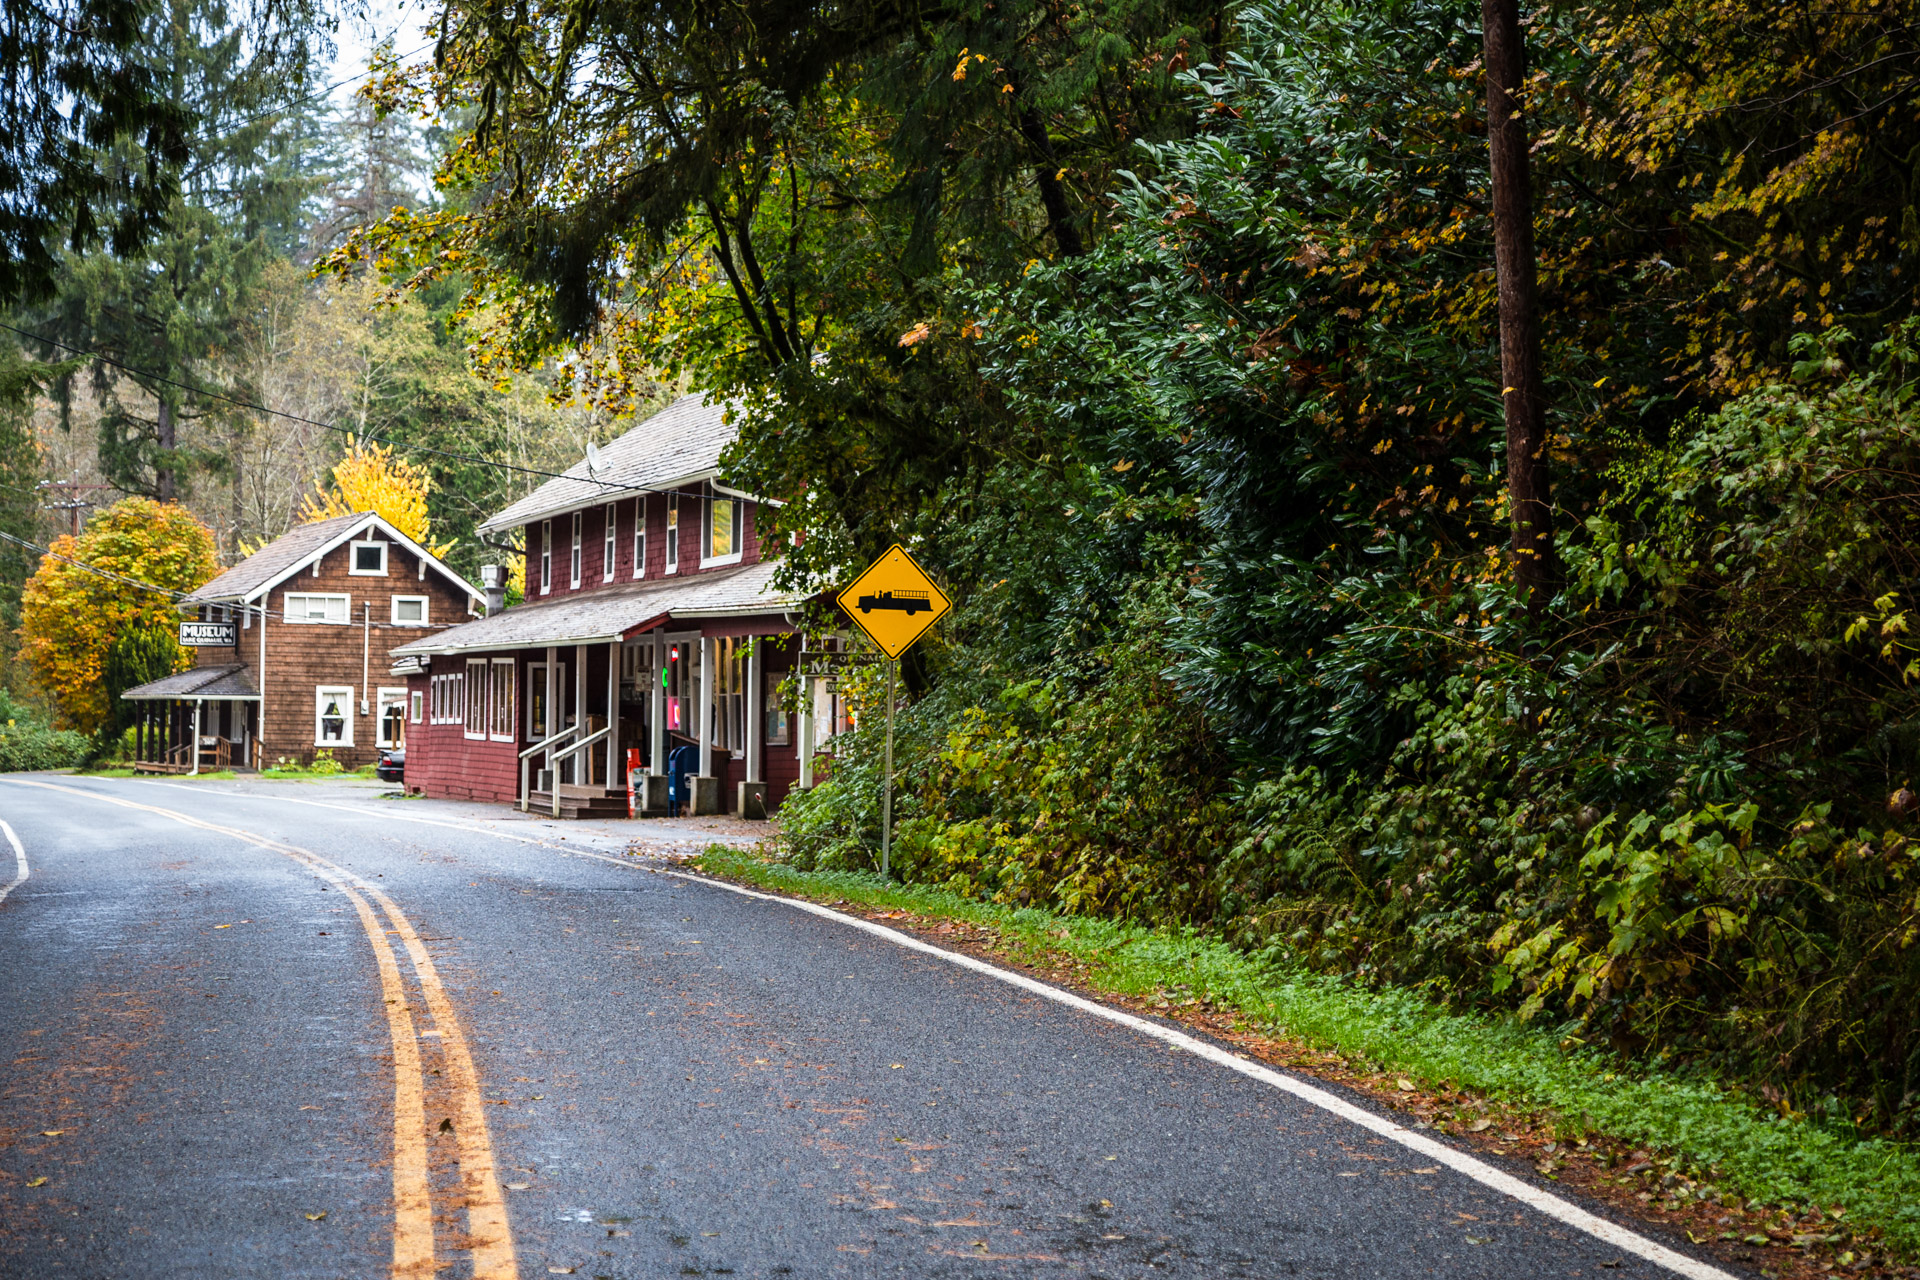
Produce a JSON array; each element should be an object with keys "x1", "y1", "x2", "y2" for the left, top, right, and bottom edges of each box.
[{"x1": 0, "y1": 774, "x2": 1740, "y2": 1280}]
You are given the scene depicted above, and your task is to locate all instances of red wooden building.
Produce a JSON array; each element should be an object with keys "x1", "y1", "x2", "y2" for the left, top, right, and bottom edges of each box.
[
  {"x1": 391, "y1": 393, "x2": 828, "y2": 818},
  {"x1": 121, "y1": 512, "x2": 484, "y2": 772}
]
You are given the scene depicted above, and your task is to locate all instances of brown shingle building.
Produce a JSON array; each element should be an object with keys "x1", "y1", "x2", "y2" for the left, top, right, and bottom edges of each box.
[{"x1": 121, "y1": 512, "x2": 483, "y2": 772}]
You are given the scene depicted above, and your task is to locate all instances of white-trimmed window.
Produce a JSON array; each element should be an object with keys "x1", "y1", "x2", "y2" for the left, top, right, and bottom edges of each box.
[
  {"x1": 632, "y1": 495, "x2": 647, "y2": 578},
  {"x1": 603, "y1": 502, "x2": 617, "y2": 582},
  {"x1": 391, "y1": 596, "x2": 429, "y2": 626},
  {"x1": 349, "y1": 540, "x2": 388, "y2": 575},
  {"x1": 702, "y1": 494, "x2": 745, "y2": 566},
  {"x1": 569, "y1": 511, "x2": 583, "y2": 588},
  {"x1": 377, "y1": 687, "x2": 408, "y2": 748},
  {"x1": 430, "y1": 671, "x2": 465, "y2": 725},
  {"x1": 410, "y1": 690, "x2": 424, "y2": 724},
  {"x1": 464, "y1": 659, "x2": 488, "y2": 738},
  {"x1": 665, "y1": 493, "x2": 680, "y2": 573},
  {"x1": 490, "y1": 659, "x2": 515, "y2": 741},
  {"x1": 285, "y1": 593, "x2": 350, "y2": 624},
  {"x1": 539, "y1": 520, "x2": 552, "y2": 595},
  {"x1": 315, "y1": 686, "x2": 353, "y2": 747}
]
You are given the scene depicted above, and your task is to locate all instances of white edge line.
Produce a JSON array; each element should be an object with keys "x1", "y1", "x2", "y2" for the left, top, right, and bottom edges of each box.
[
  {"x1": 657, "y1": 868, "x2": 1741, "y2": 1280},
  {"x1": 0, "y1": 819, "x2": 25, "y2": 905}
]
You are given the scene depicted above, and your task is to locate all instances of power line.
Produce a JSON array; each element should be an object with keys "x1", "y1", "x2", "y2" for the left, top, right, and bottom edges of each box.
[
  {"x1": 0, "y1": 529, "x2": 215, "y2": 608},
  {"x1": 0, "y1": 319, "x2": 706, "y2": 503}
]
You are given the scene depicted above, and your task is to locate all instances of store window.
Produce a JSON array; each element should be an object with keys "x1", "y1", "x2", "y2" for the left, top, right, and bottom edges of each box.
[
  {"x1": 490, "y1": 660, "x2": 515, "y2": 741},
  {"x1": 464, "y1": 659, "x2": 488, "y2": 738}
]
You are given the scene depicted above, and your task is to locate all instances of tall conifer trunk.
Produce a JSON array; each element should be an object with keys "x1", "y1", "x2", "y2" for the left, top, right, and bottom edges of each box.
[
  {"x1": 1482, "y1": 0, "x2": 1554, "y2": 611},
  {"x1": 155, "y1": 399, "x2": 176, "y2": 502}
]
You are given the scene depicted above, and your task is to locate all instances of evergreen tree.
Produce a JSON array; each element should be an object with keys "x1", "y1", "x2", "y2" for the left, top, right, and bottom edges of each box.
[{"x1": 29, "y1": 0, "x2": 322, "y2": 501}]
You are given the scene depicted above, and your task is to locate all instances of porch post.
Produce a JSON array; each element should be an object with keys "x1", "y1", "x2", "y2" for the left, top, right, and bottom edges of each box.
[
  {"x1": 698, "y1": 635, "x2": 714, "y2": 777},
  {"x1": 545, "y1": 644, "x2": 560, "y2": 817},
  {"x1": 798, "y1": 674, "x2": 815, "y2": 790},
  {"x1": 190, "y1": 699, "x2": 203, "y2": 777},
  {"x1": 606, "y1": 639, "x2": 619, "y2": 793},
  {"x1": 574, "y1": 642, "x2": 587, "y2": 789},
  {"x1": 746, "y1": 638, "x2": 762, "y2": 785},
  {"x1": 648, "y1": 634, "x2": 665, "y2": 777},
  {"x1": 545, "y1": 645, "x2": 559, "y2": 815}
]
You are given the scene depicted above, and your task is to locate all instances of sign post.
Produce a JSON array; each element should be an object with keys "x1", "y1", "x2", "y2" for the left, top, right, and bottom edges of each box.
[{"x1": 837, "y1": 544, "x2": 952, "y2": 878}]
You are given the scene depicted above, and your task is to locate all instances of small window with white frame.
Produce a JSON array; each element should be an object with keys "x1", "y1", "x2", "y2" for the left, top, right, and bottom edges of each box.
[
  {"x1": 285, "y1": 593, "x2": 350, "y2": 624},
  {"x1": 569, "y1": 511, "x2": 583, "y2": 588},
  {"x1": 315, "y1": 686, "x2": 353, "y2": 747},
  {"x1": 391, "y1": 596, "x2": 429, "y2": 626},
  {"x1": 665, "y1": 493, "x2": 679, "y2": 573},
  {"x1": 539, "y1": 520, "x2": 552, "y2": 594},
  {"x1": 464, "y1": 659, "x2": 488, "y2": 738},
  {"x1": 602, "y1": 502, "x2": 617, "y2": 582},
  {"x1": 410, "y1": 690, "x2": 423, "y2": 723},
  {"x1": 632, "y1": 495, "x2": 647, "y2": 578},
  {"x1": 349, "y1": 539, "x2": 388, "y2": 575},
  {"x1": 490, "y1": 659, "x2": 515, "y2": 740}
]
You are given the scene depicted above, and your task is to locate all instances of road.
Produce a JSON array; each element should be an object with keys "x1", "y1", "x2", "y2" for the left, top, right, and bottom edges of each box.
[{"x1": 0, "y1": 774, "x2": 1743, "y2": 1280}]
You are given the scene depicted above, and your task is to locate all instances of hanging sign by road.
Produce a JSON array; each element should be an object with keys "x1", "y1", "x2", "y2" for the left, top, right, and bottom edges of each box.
[{"x1": 837, "y1": 544, "x2": 952, "y2": 659}]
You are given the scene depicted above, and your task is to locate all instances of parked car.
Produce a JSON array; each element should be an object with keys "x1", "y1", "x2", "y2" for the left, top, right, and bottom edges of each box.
[{"x1": 376, "y1": 747, "x2": 405, "y2": 783}]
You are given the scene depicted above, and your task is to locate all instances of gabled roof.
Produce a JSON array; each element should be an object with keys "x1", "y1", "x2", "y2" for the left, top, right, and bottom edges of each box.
[
  {"x1": 389, "y1": 561, "x2": 805, "y2": 656},
  {"x1": 476, "y1": 392, "x2": 738, "y2": 536},
  {"x1": 121, "y1": 663, "x2": 259, "y2": 701},
  {"x1": 183, "y1": 512, "x2": 483, "y2": 607}
]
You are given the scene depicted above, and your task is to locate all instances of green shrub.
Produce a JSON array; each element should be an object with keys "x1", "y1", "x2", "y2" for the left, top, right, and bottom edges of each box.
[{"x1": 0, "y1": 721, "x2": 93, "y2": 772}]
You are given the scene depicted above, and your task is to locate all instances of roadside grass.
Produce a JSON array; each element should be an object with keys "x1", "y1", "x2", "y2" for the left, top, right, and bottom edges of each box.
[
  {"x1": 694, "y1": 847, "x2": 1920, "y2": 1261},
  {"x1": 259, "y1": 763, "x2": 380, "y2": 781}
]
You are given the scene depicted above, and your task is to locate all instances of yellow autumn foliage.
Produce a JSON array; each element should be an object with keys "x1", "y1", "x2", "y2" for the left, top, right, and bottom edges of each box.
[{"x1": 298, "y1": 439, "x2": 454, "y2": 558}]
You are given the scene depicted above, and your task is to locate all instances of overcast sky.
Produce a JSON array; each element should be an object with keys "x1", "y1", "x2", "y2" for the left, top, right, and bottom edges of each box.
[{"x1": 325, "y1": 0, "x2": 425, "y2": 108}]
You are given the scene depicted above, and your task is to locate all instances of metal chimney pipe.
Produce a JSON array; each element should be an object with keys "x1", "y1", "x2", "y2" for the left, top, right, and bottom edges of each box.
[{"x1": 480, "y1": 563, "x2": 506, "y2": 616}]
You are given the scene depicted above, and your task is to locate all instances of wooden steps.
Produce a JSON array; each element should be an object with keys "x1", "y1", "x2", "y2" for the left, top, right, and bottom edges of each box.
[{"x1": 527, "y1": 789, "x2": 629, "y2": 819}]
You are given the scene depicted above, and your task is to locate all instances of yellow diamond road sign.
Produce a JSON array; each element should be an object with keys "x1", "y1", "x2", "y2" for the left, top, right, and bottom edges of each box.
[{"x1": 838, "y1": 544, "x2": 952, "y2": 659}]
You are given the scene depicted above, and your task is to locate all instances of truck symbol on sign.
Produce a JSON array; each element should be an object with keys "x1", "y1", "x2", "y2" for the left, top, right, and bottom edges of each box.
[{"x1": 857, "y1": 589, "x2": 930, "y2": 616}]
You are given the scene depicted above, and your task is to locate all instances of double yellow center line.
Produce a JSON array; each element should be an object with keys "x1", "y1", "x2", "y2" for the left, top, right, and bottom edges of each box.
[{"x1": 8, "y1": 779, "x2": 516, "y2": 1280}]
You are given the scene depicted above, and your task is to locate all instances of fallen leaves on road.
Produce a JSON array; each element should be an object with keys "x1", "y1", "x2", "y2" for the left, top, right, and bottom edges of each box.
[
  {"x1": 26, "y1": 1177, "x2": 47, "y2": 1187},
  {"x1": 438, "y1": 1118, "x2": 454, "y2": 1134},
  {"x1": 305, "y1": 1212, "x2": 327, "y2": 1221},
  {"x1": 40, "y1": 1129, "x2": 63, "y2": 1136},
  {"x1": 505, "y1": 1182, "x2": 530, "y2": 1190}
]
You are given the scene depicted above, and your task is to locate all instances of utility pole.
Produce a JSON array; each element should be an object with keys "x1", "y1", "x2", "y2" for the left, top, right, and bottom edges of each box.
[{"x1": 1483, "y1": 0, "x2": 1555, "y2": 613}]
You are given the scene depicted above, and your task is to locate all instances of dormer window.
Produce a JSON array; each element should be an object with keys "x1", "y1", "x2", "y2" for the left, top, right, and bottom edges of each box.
[
  {"x1": 539, "y1": 520, "x2": 552, "y2": 594},
  {"x1": 702, "y1": 493, "x2": 746, "y2": 566},
  {"x1": 349, "y1": 540, "x2": 388, "y2": 575}
]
